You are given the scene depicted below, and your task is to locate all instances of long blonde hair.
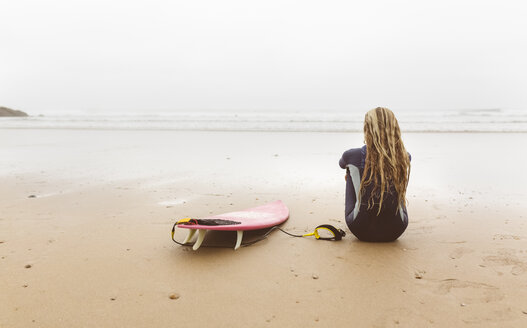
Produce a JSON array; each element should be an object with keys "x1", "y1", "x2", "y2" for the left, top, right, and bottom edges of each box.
[{"x1": 360, "y1": 107, "x2": 411, "y2": 214}]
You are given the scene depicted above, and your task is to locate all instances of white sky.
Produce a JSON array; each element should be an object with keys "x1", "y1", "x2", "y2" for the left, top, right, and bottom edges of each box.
[{"x1": 1, "y1": 0, "x2": 526, "y2": 113}]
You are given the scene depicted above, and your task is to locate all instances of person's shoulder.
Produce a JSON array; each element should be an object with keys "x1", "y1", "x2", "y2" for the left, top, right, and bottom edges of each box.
[
  {"x1": 340, "y1": 146, "x2": 364, "y2": 167},
  {"x1": 342, "y1": 147, "x2": 363, "y2": 157}
]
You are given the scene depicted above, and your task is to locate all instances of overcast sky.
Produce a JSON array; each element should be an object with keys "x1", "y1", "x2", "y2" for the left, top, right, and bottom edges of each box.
[{"x1": 1, "y1": 0, "x2": 526, "y2": 113}]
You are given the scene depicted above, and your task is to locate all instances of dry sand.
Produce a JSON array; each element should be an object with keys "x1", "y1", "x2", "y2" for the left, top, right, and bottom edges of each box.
[{"x1": 1, "y1": 129, "x2": 527, "y2": 327}]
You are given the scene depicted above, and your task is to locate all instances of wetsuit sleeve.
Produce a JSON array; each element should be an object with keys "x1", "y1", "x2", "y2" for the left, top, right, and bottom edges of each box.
[
  {"x1": 339, "y1": 148, "x2": 363, "y2": 169},
  {"x1": 339, "y1": 157, "x2": 346, "y2": 169},
  {"x1": 340, "y1": 148, "x2": 363, "y2": 221}
]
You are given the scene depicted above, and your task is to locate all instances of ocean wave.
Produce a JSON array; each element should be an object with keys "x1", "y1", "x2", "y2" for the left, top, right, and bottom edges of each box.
[{"x1": 1, "y1": 109, "x2": 526, "y2": 132}]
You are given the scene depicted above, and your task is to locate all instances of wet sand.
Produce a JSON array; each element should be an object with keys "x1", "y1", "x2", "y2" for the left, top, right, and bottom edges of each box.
[{"x1": 1, "y1": 129, "x2": 527, "y2": 327}]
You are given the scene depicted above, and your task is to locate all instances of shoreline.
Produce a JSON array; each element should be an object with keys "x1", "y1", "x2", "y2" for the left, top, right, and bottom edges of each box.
[{"x1": 3, "y1": 126, "x2": 527, "y2": 133}]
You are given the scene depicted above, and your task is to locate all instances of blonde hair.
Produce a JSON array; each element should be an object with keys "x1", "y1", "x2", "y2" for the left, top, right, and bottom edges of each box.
[{"x1": 360, "y1": 107, "x2": 411, "y2": 214}]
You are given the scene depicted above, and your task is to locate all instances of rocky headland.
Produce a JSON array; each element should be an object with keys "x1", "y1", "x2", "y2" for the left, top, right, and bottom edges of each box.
[{"x1": 0, "y1": 106, "x2": 28, "y2": 117}]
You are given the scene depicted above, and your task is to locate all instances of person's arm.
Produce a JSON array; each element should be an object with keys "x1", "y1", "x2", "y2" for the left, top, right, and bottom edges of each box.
[
  {"x1": 339, "y1": 155, "x2": 347, "y2": 169},
  {"x1": 340, "y1": 148, "x2": 362, "y2": 180},
  {"x1": 340, "y1": 151, "x2": 348, "y2": 180},
  {"x1": 339, "y1": 148, "x2": 362, "y2": 169},
  {"x1": 339, "y1": 148, "x2": 363, "y2": 220}
]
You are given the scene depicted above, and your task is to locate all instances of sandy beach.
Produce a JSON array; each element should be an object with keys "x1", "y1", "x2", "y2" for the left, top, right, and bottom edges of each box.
[{"x1": 1, "y1": 129, "x2": 527, "y2": 327}]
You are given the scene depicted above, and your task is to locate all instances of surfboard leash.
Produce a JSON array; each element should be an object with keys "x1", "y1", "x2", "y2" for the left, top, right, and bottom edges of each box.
[{"x1": 240, "y1": 224, "x2": 346, "y2": 246}]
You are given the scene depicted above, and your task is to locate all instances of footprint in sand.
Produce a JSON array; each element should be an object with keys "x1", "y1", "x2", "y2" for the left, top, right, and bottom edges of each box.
[
  {"x1": 448, "y1": 247, "x2": 474, "y2": 260},
  {"x1": 409, "y1": 225, "x2": 434, "y2": 234},
  {"x1": 423, "y1": 279, "x2": 514, "y2": 324},
  {"x1": 482, "y1": 248, "x2": 527, "y2": 276},
  {"x1": 434, "y1": 279, "x2": 504, "y2": 304}
]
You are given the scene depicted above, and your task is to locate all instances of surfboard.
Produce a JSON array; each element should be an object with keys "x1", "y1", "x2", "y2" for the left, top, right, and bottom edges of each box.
[{"x1": 176, "y1": 200, "x2": 289, "y2": 250}]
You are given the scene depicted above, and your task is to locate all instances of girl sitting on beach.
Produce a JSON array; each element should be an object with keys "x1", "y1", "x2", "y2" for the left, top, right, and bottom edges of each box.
[{"x1": 339, "y1": 107, "x2": 411, "y2": 242}]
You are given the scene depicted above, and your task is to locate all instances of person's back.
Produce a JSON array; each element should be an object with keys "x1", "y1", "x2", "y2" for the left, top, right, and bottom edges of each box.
[{"x1": 339, "y1": 107, "x2": 411, "y2": 242}]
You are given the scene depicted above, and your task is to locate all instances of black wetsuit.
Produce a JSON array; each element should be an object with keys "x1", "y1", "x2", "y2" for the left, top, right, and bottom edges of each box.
[{"x1": 339, "y1": 146, "x2": 410, "y2": 242}]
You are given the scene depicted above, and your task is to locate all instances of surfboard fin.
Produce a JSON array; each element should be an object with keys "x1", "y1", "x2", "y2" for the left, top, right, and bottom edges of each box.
[
  {"x1": 234, "y1": 231, "x2": 243, "y2": 250},
  {"x1": 192, "y1": 230, "x2": 207, "y2": 251},
  {"x1": 183, "y1": 229, "x2": 197, "y2": 244}
]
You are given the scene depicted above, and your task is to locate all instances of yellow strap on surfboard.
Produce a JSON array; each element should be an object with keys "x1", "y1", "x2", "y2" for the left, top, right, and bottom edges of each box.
[{"x1": 177, "y1": 218, "x2": 193, "y2": 224}]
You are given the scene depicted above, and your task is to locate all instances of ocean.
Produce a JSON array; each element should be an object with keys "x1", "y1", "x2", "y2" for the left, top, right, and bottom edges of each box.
[{"x1": 1, "y1": 108, "x2": 526, "y2": 132}]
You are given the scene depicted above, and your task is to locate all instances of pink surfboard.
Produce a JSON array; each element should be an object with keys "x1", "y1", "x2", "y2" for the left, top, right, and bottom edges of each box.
[{"x1": 177, "y1": 200, "x2": 289, "y2": 250}]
